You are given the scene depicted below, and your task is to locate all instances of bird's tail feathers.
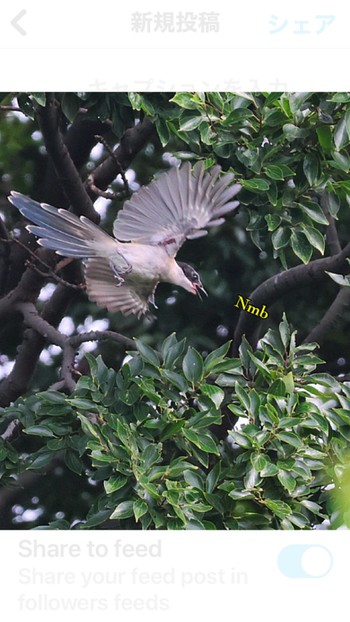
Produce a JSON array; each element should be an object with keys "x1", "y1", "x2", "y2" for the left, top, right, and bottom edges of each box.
[{"x1": 9, "y1": 191, "x2": 119, "y2": 259}]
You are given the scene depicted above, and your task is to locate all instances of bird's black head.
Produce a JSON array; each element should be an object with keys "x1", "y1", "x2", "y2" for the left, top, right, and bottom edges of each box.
[{"x1": 178, "y1": 262, "x2": 207, "y2": 299}]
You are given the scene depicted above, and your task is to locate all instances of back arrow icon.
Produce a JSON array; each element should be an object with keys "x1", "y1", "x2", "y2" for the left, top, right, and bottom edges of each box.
[{"x1": 11, "y1": 9, "x2": 27, "y2": 36}]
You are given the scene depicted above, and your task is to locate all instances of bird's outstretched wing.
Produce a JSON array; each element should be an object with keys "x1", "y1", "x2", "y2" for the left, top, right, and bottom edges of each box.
[
  {"x1": 113, "y1": 161, "x2": 241, "y2": 256},
  {"x1": 84, "y1": 258, "x2": 155, "y2": 317},
  {"x1": 8, "y1": 191, "x2": 130, "y2": 272}
]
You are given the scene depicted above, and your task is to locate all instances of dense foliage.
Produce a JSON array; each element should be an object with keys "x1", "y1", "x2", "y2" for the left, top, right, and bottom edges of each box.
[{"x1": 1, "y1": 92, "x2": 350, "y2": 529}]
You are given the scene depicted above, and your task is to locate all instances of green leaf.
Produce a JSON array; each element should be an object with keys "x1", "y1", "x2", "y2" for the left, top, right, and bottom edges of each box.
[
  {"x1": 272, "y1": 227, "x2": 290, "y2": 249},
  {"x1": 291, "y1": 231, "x2": 313, "y2": 264},
  {"x1": 64, "y1": 450, "x2": 83, "y2": 475},
  {"x1": 250, "y1": 453, "x2": 268, "y2": 472},
  {"x1": 300, "y1": 499, "x2": 324, "y2": 515},
  {"x1": 68, "y1": 398, "x2": 96, "y2": 410},
  {"x1": 182, "y1": 347, "x2": 204, "y2": 383},
  {"x1": 161, "y1": 333, "x2": 178, "y2": 358},
  {"x1": 235, "y1": 382, "x2": 251, "y2": 411},
  {"x1": 331, "y1": 150, "x2": 350, "y2": 172},
  {"x1": 267, "y1": 379, "x2": 286, "y2": 397},
  {"x1": 247, "y1": 352, "x2": 270, "y2": 376},
  {"x1": 283, "y1": 124, "x2": 307, "y2": 140},
  {"x1": 183, "y1": 469, "x2": 204, "y2": 490},
  {"x1": 300, "y1": 225, "x2": 325, "y2": 254},
  {"x1": 134, "y1": 339, "x2": 160, "y2": 367},
  {"x1": 282, "y1": 372, "x2": 295, "y2": 394},
  {"x1": 265, "y1": 214, "x2": 282, "y2": 232},
  {"x1": 288, "y1": 513, "x2": 309, "y2": 528},
  {"x1": 303, "y1": 153, "x2": 319, "y2": 186},
  {"x1": 264, "y1": 499, "x2": 292, "y2": 519},
  {"x1": 179, "y1": 116, "x2": 204, "y2": 132},
  {"x1": 37, "y1": 390, "x2": 67, "y2": 404},
  {"x1": 85, "y1": 510, "x2": 112, "y2": 527},
  {"x1": 228, "y1": 430, "x2": 252, "y2": 448},
  {"x1": 334, "y1": 118, "x2": 348, "y2": 150},
  {"x1": 330, "y1": 93, "x2": 350, "y2": 103},
  {"x1": 260, "y1": 462, "x2": 279, "y2": 477},
  {"x1": 162, "y1": 369, "x2": 189, "y2": 392},
  {"x1": 133, "y1": 499, "x2": 148, "y2": 522},
  {"x1": 164, "y1": 339, "x2": 187, "y2": 368},
  {"x1": 278, "y1": 470, "x2": 296, "y2": 492},
  {"x1": 160, "y1": 420, "x2": 185, "y2": 441},
  {"x1": 242, "y1": 178, "x2": 270, "y2": 191},
  {"x1": 316, "y1": 126, "x2": 332, "y2": 151},
  {"x1": 28, "y1": 451, "x2": 55, "y2": 470},
  {"x1": 170, "y1": 92, "x2": 203, "y2": 110},
  {"x1": 183, "y1": 429, "x2": 219, "y2": 454},
  {"x1": 31, "y1": 93, "x2": 46, "y2": 106},
  {"x1": 104, "y1": 475, "x2": 128, "y2": 494},
  {"x1": 206, "y1": 462, "x2": 221, "y2": 494},
  {"x1": 244, "y1": 465, "x2": 260, "y2": 489},
  {"x1": 142, "y1": 443, "x2": 162, "y2": 469},
  {"x1": 204, "y1": 341, "x2": 231, "y2": 373},
  {"x1": 277, "y1": 431, "x2": 303, "y2": 448},
  {"x1": 200, "y1": 384, "x2": 224, "y2": 408},
  {"x1": 345, "y1": 108, "x2": 350, "y2": 139},
  {"x1": 263, "y1": 164, "x2": 285, "y2": 180},
  {"x1": 61, "y1": 93, "x2": 81, "y2": 123},
  {"x1": 24, "y1": 425, "x2": 56, "y2": 438},
  {"x1": 296, "y1": 201, "x2": 329, "y2": 225},
  {"x1": 110, "y1": 500, "x2": 134, "y2": 520}
]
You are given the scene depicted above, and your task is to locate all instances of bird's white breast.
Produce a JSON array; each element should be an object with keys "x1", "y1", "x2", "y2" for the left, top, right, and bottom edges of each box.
[{"x1": 116, "y1": 242, "x2": 173, "y2": 282}]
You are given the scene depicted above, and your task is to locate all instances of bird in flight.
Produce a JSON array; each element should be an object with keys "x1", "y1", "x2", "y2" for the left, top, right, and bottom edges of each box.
[{"x1": 9, "y1": 162, "x2": 241, "y2": 317}]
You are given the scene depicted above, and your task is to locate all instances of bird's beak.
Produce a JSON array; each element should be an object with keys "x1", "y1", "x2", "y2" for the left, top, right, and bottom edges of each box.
[{"x1": 194, "y1": 281, "x2": 208, "y2": 300}]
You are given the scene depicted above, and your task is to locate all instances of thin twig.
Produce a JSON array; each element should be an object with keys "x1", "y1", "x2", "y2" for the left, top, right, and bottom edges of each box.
[
  {"x1": 94, "y1": 134, "x2": 130, "y2": 193},
  {"x1": 86, "y1": 175, "x2": 129, "y2": 200},
  {"x1": 1, "y1": 237, "x2": 85, "y2": 291},
  {"x1": 0, "y1": 105, "x2": 22, "y2": 113},
  {"x1": 27, "y1": 262, "x2": 85, "y2": 291},
  {"x1": 87, "y1": 134, "x2": 130, "y2": 200}
]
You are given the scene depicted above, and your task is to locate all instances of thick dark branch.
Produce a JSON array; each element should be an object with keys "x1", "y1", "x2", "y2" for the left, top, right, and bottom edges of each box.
[
  {"x1": 85, "y1": 117, "x2": 156, "y2": 196},
  {"x1": 232, "y1": 241, "x2": 350, "y2": 355},
  {"x1": 35, "y1": 94, "x2": 98, "y2": 222},
  {"x1": 70, "y1": 330, "x2": 135, "y2": 350},
  {"x1": 0, "y1": 248, "x2": 54, "y2": 320},
  {"x1": 303, "y1": 287, "x2": 350, "y2": 345},
  {"x1": 0, "y1": 281, "x2": 79, "y2": 406},
  {"x1": 15, "y1": 301, "x2": 67, "y2": 348},
  {"x1": 0, "y1": 297, "x2": 137, "y2": 405}
]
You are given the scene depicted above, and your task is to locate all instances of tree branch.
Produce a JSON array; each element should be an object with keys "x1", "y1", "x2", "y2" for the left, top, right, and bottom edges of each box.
[
  {"x1": 85, "y1": 117, "x2": 156, "y2": 196},
  {"x1": 232, "y1": 241, "x2": 350, "y2": 355},
  {"x1": 0, "y1": 248, "x2": 55, "y2": 321},
  {"x1": 0, "y1": 418, "x2": 21, "y2": 441},
  {"x1": 35, "y1": 94, "x2": 98, "y2": 222},
  {"x1": 70, "y1": 330, "x2": 135, "y2": 350},
  {"x1": 303, "y1": 287, "x2": 350, "y2": 345},
  {"x1": 0, "y1": 106, "x2": 156, "y2": 405}
]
